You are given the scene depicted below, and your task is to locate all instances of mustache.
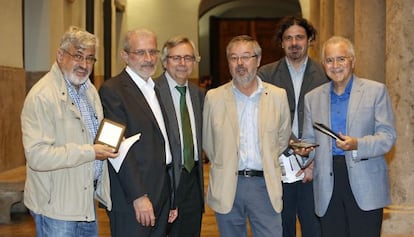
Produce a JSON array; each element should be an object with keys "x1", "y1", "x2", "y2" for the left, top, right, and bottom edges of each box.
[
  {"x1": 236, "y1": 66, "x2": 247, "y2": 72},
  {"x1": 141, "y1": 63, "x2": 155, "y2": 68},
  {"x1": 74, "y1": 65, "x2": 88, "y2": 70},
  {"x1": 73, "y1": 65, "x2": 89, "y2": 74},
  {"x1": 288, "y1": 45, "x2": 302, "y2": 51}
]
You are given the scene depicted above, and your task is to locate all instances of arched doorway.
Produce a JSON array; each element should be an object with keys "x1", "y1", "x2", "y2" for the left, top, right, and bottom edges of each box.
[{"x1": 198, "y1": 0, "x2": 302, "y2": 87}]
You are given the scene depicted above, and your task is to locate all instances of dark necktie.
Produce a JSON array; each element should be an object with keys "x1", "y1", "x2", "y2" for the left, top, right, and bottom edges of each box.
[{"x1": 176, "y1": 86, "x2": 195, "y2": 172}]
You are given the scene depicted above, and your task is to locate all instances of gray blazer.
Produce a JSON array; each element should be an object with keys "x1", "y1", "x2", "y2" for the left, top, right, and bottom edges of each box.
[
  {"x1": 155, "y1": 73, "x2": 205, "y2": 209},
  {"x1": 258, "y1": 57, "x2": 329, "y2": 138},
  {"x1": 302, "y1": 76, "x2": 397, "y2": 216}
]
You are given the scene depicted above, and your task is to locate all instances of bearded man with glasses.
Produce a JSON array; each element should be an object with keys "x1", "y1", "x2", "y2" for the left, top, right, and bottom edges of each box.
[
  {"x1": 21, "y1": 26, "x2": 118, "y2": 237},
  {"x1": 203, "y1": 35, "x2": 291, "y2": 237}
]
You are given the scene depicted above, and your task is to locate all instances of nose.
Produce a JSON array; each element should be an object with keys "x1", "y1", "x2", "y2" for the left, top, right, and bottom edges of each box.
[
  {"x1": 78, "y1": 58, "x2": 88, "y2": 68},
  {"x1": 143, "y1": 51, "x2": 151, "y2": 60},
  {"x1": 236, "y1": 57, "x2": 244, "y2": 65},
  {"x1": 332, "y1": 59, "x2": 340, "y2": 67},
  {"x1": 178, "y1": 57, "x2": 186, "y2": 65}
]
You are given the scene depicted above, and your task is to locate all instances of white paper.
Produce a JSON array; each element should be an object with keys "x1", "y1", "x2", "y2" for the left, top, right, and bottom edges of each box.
[
  {"x1": 108, "y1": 133, "x2": 141, "y2": 173},
  {"x1": 279, "y1": 153, "x2": 304, "y2": 183}
]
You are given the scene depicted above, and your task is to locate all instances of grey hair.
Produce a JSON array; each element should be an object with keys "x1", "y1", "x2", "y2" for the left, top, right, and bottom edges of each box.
[
  {"x1": 226, "y1": 35, "x2": 262, "y2": 58},
  {"x1": 59, "y1": 26, "x2": 98, "y2": 51},
  {"x1": 321, "y1": 36, "x2": 355, "y2": 61},
  {"x1": 160, "y1": 36, "x2": 200, "y2": 63},
  {"x1": 122, "y1": 28, "x2": 157, "y2": 52}
]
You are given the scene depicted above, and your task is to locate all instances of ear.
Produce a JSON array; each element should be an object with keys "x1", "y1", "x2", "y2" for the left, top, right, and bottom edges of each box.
[
  {"x1": 120, "y1": 50, "x2": 129, "y2": 63},
  {"x1": 56, "y1": 49, "x2": 64, "y2": 63},
  {"x1": 256, "y1": 55, "x2": 262, "y2": 67}
]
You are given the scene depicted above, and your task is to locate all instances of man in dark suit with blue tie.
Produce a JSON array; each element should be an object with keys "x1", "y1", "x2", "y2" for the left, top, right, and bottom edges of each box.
[
  {"x1": 155, "y1": 36, "x2": 205, "y2": 237},
  {"x1": 99, "y1": 28, "x2": 177, "y2": 237}
]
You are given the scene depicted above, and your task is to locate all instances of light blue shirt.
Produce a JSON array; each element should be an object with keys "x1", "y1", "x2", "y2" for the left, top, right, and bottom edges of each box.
[
  {"x1": 286, "y1": 56, "x2": 308, "y2": 137},
  {"x1": 64, "y1": 78, "x2": 102, "y2": 181},
  {"x1": 233, "y1": 78, "x2": 264, "y2": 171}
]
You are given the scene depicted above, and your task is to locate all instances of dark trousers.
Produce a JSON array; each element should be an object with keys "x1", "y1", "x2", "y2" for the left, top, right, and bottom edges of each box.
[
  {"x1": 108, "y1": 173, "x2": 171, "y2": 237},
  {"x1": 282, "y1": 181, "x2": 321, "y2": 237},
  {"x1": 320, "y1": 156, "x2": 383, "y2": 237},
  {"x1": 168, "y1": 166, "x2": 203, "y2": 237}
]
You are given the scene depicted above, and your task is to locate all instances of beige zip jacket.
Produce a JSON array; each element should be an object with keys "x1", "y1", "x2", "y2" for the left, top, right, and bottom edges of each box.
[{"x1": 21, "y1": 63, "x2": 111, "y2": 221}]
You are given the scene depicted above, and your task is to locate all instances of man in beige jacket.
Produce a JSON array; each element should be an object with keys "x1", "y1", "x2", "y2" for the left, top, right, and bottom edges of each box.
[
  {"x1": 21, "y1": 26, "x2": 117, "y2": 237},
  {"x1": 203, "y1": 35, "x2": 291, "y2": 237}
]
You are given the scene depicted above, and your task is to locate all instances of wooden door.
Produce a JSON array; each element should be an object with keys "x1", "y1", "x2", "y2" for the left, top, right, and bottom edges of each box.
[{"x1": 210, "y1": 17, "x2": 285, "y2": 87}]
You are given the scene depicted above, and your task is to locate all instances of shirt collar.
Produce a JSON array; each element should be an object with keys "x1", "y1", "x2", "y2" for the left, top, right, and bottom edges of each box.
[
  {"x1": 285, "y1": 56, "x2": 308, "y2": 73},
  {"x1": 232, "y1": 77, "x2": 264, "y2": 98},
  {"x1": 63, "y1": 76, "x2": 88, "y2": 96},
  {"x1": 165, "y1": 71, "x2": 188, "y2": 91},
  {"x1": 330, "y1": 74, "x2": 354, "y2": 97},
  {"x1": 126, "y1": 66, "x2": 155, "y2": 89}
]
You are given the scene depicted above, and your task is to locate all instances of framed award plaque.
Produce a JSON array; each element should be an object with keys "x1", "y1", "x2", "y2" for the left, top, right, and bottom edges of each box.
[{"x1": 94, "y1": 119, "x2": 126, "y2": 152}]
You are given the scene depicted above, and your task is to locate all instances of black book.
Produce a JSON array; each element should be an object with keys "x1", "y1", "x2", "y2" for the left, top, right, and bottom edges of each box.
[{"x1": 313, "y1": 122, "x2": 344, "y2": 141}]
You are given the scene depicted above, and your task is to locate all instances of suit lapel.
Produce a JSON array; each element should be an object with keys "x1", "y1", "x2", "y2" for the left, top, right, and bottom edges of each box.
[
  {"x1": 121, "y1": 71, "x2": 163, "y2": 135},
  {"x1": 223, "y1": 83, "x2": 240, "y2": 146},
  {"x1": 300, "y1": 60, "x2": 318, "y2": 98},
  {"x1": 319, "y1": 84, "x2": 332, "y2": 126},
  {"x1": 188, "y1": 84, "x2": 203, "y2": 154},
  {"x1": 156, "y1": 74, "x2": 181, "y2": 149},
  {"x1": 279, "y1": 59, "x2": 296, "y2": 100},
  {"x1": 347, "y1": 77, "x2": 363, "y2": 130}
]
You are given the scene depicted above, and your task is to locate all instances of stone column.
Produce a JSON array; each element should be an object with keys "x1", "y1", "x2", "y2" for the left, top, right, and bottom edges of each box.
[
  {"x1": 382, "y1": 0, "x2": 414, "y2": 234},
  {"x1": 308, "y1": 0, "x2": 321, "y2": 59},
  {"x1": 318, "y1": 0, "x2": 334, "y2": 56},
  {"x1": 354, "y1": 0, "x2": 385, "y2": 83},
  {"x1": 333, "y1": 0, "x2": 354, "y2": 40}
]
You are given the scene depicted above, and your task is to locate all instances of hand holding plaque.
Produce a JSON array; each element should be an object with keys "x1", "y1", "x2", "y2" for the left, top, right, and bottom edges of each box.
[{"x1": 94, "y1": 119, "x2": 126, "y2": 152}]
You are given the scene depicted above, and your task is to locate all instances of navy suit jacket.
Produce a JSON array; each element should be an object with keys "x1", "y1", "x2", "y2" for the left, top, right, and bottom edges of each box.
[{"x1": 99, "y1": 70, "x2": 171, "y2": 215}]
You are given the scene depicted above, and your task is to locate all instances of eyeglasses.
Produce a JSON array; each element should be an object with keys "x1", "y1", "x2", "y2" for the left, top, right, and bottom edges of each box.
[
  {"x1": 126, "y1": 49, "x2": 160, "y2": 57},
  {"x1": 228, "y1": 55, "x2": 257, "y2": 63},
  {"x1": 167, "y1": 55, "x2": 197, "y2": 63},
  {"x1": 324, "y1": 56, "x2": 353, "y2": 66},
  {"x1": 62, "y1": 49, "x2": 97, "y2": 64}
]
